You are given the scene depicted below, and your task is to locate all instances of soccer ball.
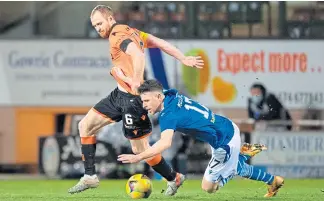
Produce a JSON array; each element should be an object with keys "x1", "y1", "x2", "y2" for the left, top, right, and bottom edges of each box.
[{"x1": 126, "y1": 174, "x2": 153, "y2": 199}]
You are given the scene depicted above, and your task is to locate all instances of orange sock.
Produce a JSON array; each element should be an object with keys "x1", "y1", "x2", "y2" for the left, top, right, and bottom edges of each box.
[
  {"x1": 145, "y1": 154, "x2": 162, "y2": 166},
  {"x1": 81, "y1": 136, "x2": 97, "y2": 144}
]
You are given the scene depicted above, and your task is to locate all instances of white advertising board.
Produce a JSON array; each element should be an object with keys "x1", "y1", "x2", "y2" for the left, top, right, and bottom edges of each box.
[
  {"x1": 0, "y1": 40, "x2": 115, "y2": 106},
  {"x1": 251, "y1": 131, "x2": 324, "y2": 178},
  {"x1": 165, "y1": 40, "x2": 324, "y2": 109},
  {"x1": 1, "y1": 40, "x2": 324, "y2": 108},
  {"x1": 0, "y1": 55, "x2": 11, "y2": 105}
]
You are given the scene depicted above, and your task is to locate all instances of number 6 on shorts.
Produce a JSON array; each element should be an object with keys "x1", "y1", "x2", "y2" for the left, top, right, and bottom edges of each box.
[{"x1": 125, "y1": 114, "x2": 133, "y2": 125}]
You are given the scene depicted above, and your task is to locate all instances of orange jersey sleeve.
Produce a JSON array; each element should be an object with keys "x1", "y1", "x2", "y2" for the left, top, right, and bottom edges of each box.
[{"x1": 108, "y1": 24, "x2": 146, "y2": 94}]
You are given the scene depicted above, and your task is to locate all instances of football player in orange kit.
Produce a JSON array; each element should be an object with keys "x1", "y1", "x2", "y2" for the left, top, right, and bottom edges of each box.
[{"x1": 68, "y1": 5, "x2": 204, "y2": 196}]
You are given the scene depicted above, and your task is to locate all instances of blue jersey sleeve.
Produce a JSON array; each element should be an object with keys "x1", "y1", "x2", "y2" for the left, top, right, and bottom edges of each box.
[{"x1": 159, "y1": 114, "x2": 178, "y2": 132}]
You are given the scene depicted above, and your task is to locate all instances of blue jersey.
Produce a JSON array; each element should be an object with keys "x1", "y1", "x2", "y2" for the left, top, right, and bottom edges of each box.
[{"x1": 159, "y1": 89, "x2": 234, "y2": 149}]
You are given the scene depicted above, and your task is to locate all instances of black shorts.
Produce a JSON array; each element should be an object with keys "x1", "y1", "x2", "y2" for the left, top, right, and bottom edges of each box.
[{"x1": 93, "y1": 88, "x2": 152, "y2": 140}]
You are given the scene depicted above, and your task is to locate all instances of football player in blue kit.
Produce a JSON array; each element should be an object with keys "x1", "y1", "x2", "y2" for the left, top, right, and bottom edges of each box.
[{"x1": 118, "y1": 80, "x2": 284, "y2": 197}]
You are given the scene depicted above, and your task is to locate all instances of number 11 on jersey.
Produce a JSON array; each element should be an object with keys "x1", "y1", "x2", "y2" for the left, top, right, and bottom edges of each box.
[{"x1": 184, "y1": 97, "x2": 209, "y2": 119}]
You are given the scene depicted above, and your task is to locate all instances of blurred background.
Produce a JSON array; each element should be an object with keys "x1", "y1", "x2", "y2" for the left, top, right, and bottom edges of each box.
[{"x1": 0, "y1": 1, "x2": 323, "y2": 180}]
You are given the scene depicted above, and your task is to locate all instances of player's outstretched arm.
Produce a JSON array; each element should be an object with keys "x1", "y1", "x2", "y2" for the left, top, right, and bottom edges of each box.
[
  {"x1": 117, "y1": 129, "x2": 174, "y2": 163},
  {"x1": 137, "y1": 129, "x2": 174, "y2": 160},
  {"x1": 146, "y1": 34, "x2": 204, "y2": 68}
]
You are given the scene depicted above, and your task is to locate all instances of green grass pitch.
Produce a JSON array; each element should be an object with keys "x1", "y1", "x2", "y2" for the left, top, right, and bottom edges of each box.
[{"x1": 0, "y1": 179, "x2": 323, "y2": 201}]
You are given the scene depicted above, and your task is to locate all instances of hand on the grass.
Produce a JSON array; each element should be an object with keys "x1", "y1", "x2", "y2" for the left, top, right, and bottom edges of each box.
[
  {"x1": 181, "y1": 56, "x2": 204, "y2": 69},
  {"x1": 118, "y1": 154, "x2": 141, "y2": 164}
]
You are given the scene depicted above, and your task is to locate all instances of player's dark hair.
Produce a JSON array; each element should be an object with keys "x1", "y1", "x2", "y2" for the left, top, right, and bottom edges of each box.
[{"x1": 138, "y1": 79, "x2": 163, "y2": 94}]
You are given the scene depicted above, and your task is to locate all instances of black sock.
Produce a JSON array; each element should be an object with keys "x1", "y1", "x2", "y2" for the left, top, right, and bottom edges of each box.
[
  {"x1": 81, "y1": 143, "x2": 96, "y2": 176},
  {"x1": 151, "y1": 157, "x2": 177, "y2": 181}
]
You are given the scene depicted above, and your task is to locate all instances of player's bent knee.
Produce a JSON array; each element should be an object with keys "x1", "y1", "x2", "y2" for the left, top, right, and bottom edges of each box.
[
  {"x1": 78, "y1": 119, "x2": 88, "y2": 137},
  {"x1": 78, "y1": 109, "x2": 112, "y2": 137},
  {"x1": 201, "y1": 185, "x2": 218, "y2": 194},
  {"x1": 78, "y1": 117, "x2": 96, "y2": 137},
  {"x1": 201, "y1": 180, "x2": 219, "y2": 194},
  {"x1": 202, "y1": 187, "x2": 214, "y2": 194}
]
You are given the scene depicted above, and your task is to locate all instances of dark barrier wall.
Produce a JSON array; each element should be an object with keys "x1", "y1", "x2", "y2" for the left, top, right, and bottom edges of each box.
[{"x1": 39, "y1": 133, "x2": 251, "y2": 178}]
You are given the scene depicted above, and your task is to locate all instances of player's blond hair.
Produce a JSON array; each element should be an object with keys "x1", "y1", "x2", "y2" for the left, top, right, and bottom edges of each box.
[{"x1": 91, "y1": 5, "x2": 114, "y2": 18}]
